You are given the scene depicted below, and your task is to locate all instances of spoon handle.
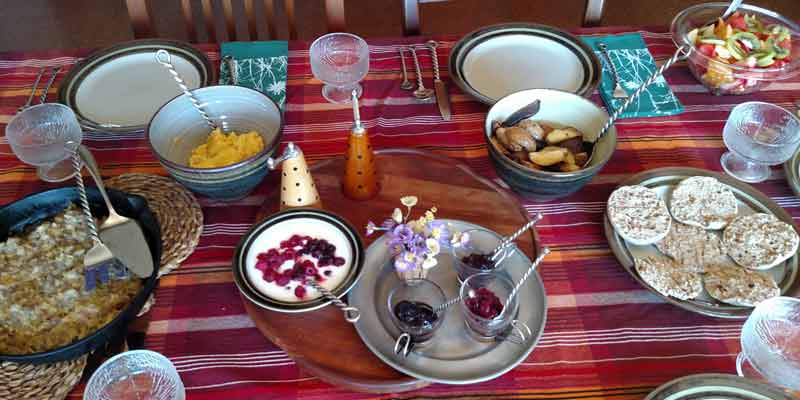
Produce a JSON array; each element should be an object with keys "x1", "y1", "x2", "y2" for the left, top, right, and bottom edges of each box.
[
  {"x1": 491, "y1": 213, "x2": 543, "y2": 262},
  {"x1": 433, "y1": 296, "x2": 461, "y2": 314},
  {"x1": 155, "y1": 49, "x2": 217, "y2": 130},
  {"x1": 408, "y1": 46, "x2": 427, "y2": 91},
  {"x1": 72, "y1": 150, "x2": 100, "y2": 245},
  {"x1": 305, "y1": 278, "x2": 361, "y2": 323},
  {"x1": 506, "y1": 247, "x2": 550, "y2": 305},
  {"x1": 597, "y1": 45, "x2": 691, "y2": 141}
]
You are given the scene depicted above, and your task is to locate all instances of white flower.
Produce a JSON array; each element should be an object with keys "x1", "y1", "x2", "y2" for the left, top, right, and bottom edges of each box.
[
  {"x1": 425, "y1": 238, "x2": 440, "y2": 256},
  {"x1": 400, "y1": 196, "x2": 418, "y2": 207},
  {"x1": 422, "y1": 256, "x2": 438, "y2": 269},
  {"x1": 267, "y1": 81, "x2": 286, "y2": 95},
  {"x1": 392, "y1": 208, "x2": 403, "y2": 224}
]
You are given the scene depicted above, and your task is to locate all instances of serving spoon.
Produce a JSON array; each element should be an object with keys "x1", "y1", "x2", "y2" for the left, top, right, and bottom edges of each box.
[{"x1": 155, "y1": 49, "x2": 218, "y2": 130}]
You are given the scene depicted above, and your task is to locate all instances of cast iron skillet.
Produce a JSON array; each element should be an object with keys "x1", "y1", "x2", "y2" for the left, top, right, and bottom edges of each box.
[{"x1": 0, "y1": 187, "x2": 162, "y2": 364}]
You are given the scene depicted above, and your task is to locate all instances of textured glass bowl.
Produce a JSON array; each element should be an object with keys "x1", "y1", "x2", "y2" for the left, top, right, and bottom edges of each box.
[{"x1": 84, "y1": 350, "x2": 185, "y2": 400}]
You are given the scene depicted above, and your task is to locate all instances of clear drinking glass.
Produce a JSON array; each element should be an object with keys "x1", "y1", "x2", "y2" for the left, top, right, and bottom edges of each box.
[
  {"x1": 721, "y1": 102, "x2": 800, "y2": 183},
  {"x1": 737, "y1": 296, "x2": 800, "y2": 393},
  {"x1": 460, "y1": 272, "x2": 529, "y2": 343},
  {"x1": 6, "y1": 103, "x2": 83, "y2": 182},
  {"x1": 387, "y1": 278, "x2": 446, "y2": 357},
  {"x1": 84, "y1": 350, "x2": 185, "y2": 400},
  {"x1": 309, "y1": 33, "x2": 369, "y2": 104},
  {"x1": 452, "y1": 229, "x2": 517, "y2": 283}
]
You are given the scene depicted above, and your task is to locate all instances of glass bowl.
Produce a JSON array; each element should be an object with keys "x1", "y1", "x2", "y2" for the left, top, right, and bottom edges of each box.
[
  {"x1": 452, "y1": 228, "x2": 518, "y2": 283},
  {"x1": 460, "y1": 272, "x2": 520, "y2": 341},
  {"x1": 671, "y1": 2, "x2": 800, "y2": 95},
  {"x1": 387, "y1": 279, "x2": 446, "y2": 345}
]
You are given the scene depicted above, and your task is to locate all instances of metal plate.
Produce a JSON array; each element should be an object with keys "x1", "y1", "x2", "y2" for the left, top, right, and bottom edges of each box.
[
  {"x1": 645, "y1": 373, "x2": 795, "y2": 400},
  {"x1": 783, "y1": 148, "x2": 800, "y2": 197},
  {"x1": 348, "y1": 219, "x2": 547, "y2": 385},
  {"x1": 604, "y1": 167, "x2": 800, "y2": 319},
  {"x1": 449, "y1": 23, "x2": 601, "y2": 105},
  {"x1": 58, "y1": 39, "x2": 212, "y2": 134}
]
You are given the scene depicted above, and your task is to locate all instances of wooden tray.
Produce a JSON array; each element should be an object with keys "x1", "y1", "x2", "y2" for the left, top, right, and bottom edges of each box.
[{"x1": 244, "y1": 148, "x2": 539, "y2": 393}]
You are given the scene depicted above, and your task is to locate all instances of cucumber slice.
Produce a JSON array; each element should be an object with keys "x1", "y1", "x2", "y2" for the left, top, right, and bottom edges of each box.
[
  {"x1": 725, "y1": 38, "x2": 746, "y2": 60},
  {"x1": 756, "y1": 55, "x2": 775, "y2": 67},
  {"x1": 699, "y1": 38, "x2": 726, "y2": 45},
  {"x1": 731, "y1": 32, "x2": 761, "y2": 50}
]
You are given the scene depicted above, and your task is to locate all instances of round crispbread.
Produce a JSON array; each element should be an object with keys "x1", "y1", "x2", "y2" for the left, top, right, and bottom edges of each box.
[
  {"x1": 608, "y1": 185, "x2": 671, "y2": 246},
  {"x1": 703, "y1": 263, "x2": 779, "y2": 306},
  {"x1": 669, "y1": 176, "x2": 737, "y2": 230},
  {"x1": 634, "y1": 255, "x2": 703, "y2": 300},
  {"x1": 723, "y1": 213, "x2": 799, "y2": 270},
  {"x1": 655, "y1": 222, "x2": 728, "y2": 273}
]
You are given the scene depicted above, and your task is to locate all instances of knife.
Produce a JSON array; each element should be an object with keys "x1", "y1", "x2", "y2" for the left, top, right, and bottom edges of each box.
[{"x1": 426, "y1": 41, "x2": 452, "y2": 121}]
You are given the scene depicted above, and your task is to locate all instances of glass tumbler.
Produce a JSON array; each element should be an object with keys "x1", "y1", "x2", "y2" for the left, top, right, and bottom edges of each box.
[
  {"x1": 737, "y1": 296, "x2": 800, "y2": 393},
  {"x1": 721, "y1": 102, "x2": 800, "y2": 183},
  {"x1": 387, "y1": 278, "x2": 446, "y2": 357},
  {"x1": 460, "y1": 272, "x2": 529, "y2": 343},
  {"x1": 452, "y1": 229, "x2": 517, "y2": 283},
  {"x1": 309, "y1": 33, "x2": 370, "y2": 104},
  {"x1": 84, "y1": 350, "x2": 185, "y2": 400},
  {"x1": 6, "y1": 103, "x2": 83, "y2": 182}
]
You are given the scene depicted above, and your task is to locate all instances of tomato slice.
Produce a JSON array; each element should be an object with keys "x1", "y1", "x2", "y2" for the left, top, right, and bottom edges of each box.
[
  {"x1": 779, "y1": 38, "x2": 791, "y2": 50},
  {"x1": 697, "y1": 44, "x2": 716, "y2": 58},
  {"x1": 728, "y1": 15, "x2": 747, "y2": 30}
]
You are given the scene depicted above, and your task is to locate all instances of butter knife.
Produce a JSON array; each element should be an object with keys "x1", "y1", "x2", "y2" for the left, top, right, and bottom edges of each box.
[{"x1": 426, "y1": 41, "x2": 452, "y2": 121}]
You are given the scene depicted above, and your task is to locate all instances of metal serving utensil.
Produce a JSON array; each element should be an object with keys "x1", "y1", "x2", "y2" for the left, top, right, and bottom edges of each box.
[
  {"x1": 398, "y1": 47, "x2": 414, "y2": 90},
  {"x1": 155, "y1": 49, "x2": 217, "y2": 130},
  {"x1": 504, "y1": 248, "x2": 550, "y2": 310},
  {"x1": 490, "y1": 213, "x2": 543, "y2": 262},
  {"x1": 501, "y1": 99, "x2": 541, "y2": 127},
  {"x1": 38, "y1": 67, "x2": 61, "y2": 104},
  {"x1": 305, "y1": 278, "x2": 360, "y2": 323},
  {"x1": 426, "y1": 40, "x2": 452, "y2": 121},
  {"x1": 407, "y1": 46, "x2": 434, "y2": 100},
  {"x1": 597, "y1": 43, "x2": 627, "y2": 99}
]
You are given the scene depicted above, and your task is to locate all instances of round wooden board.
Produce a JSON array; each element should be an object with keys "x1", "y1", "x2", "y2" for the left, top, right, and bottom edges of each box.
[{"x1": 244, "y1": 148, "x2": 539, "y2": 393}]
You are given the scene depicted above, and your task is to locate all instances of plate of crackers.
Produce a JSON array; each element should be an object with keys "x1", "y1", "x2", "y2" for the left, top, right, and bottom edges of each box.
[{"x1": 604, "y1": 167, "x2": 800, "y2": 319}]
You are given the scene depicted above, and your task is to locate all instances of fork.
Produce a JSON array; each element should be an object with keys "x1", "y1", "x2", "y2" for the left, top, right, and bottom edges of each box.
[
  {"x1": 38, "y1": 67, "x2": 61, "y2": 104},
  {"x1": 17, "y1": 67, "x2": 45, "y2": 113},
  {"x1": 598, "y1": 43, "x2": 628, "y2": 99}
]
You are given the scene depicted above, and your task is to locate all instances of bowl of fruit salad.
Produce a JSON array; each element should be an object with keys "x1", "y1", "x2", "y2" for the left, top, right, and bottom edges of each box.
[
  {"x1": 671, "y1": 2, "x2": 800, "y2": 95},
  {"x1": 232, "y1": 208, "x2": 364, "y2": 313}
]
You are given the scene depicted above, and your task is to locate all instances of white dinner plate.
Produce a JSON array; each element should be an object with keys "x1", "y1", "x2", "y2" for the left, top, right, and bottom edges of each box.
[
  {"x1": 449, "y1": 23, "x2": 601, "y2": 105},
  {"x1": 58, "y1": 39, "x2": 212, "y2": 133}
]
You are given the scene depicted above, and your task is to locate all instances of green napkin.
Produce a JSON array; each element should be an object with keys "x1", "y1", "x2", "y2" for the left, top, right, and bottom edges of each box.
[
  {"x1": 581, "y1": 33, "x2": 683, "y2": 119},
  {"x1": 220, "y1": 41, "x2": 288, "y2": 108}
]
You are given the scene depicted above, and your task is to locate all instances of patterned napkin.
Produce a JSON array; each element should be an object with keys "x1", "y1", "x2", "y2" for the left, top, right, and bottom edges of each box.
[
  {"x1": 220, "y1": 41, "x2": 288, "y2": 109},
  {"x1": 581, "y1": 33, "x2": 683, "y2": 119}
]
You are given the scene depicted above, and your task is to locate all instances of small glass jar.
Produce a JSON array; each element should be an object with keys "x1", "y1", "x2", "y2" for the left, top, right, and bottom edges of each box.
[
  {"x1": 460, "y1": 272, "x2": 527, "y2": 342},
  {"x1": 452, "y1": 228, "x2": 517, "y2": 282},
  {"x1": 387, "y1": 278, "x2": 446, "y2": 356}
]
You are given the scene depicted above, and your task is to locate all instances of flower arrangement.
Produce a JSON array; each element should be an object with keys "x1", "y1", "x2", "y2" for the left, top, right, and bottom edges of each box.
[{"x1": 366, "y1": 196, "x2": 466, "y2": 281}]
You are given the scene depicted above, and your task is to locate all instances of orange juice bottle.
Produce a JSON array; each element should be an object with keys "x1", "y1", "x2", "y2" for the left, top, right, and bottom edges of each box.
[{"x1": 343, "y1": 91, "x2": 379, "y2": 200}]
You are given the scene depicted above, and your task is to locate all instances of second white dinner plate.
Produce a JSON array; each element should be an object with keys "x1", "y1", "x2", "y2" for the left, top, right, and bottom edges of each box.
[
  {"x1": 58, "y1": 39, "x2": 212, "y2": 133},
  {"x1": 449, "y1": 23, "x2": 601, "y2": 105}
]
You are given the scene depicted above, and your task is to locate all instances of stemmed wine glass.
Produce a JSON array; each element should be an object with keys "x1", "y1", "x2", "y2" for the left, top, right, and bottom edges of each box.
[
  {"x1": 309, "y1": 33, "x2": 370, "y2": 104},
  {"x1": 6, "y1": 103, "x2": 83, "y2": 182},
  {"x1": 721, "y1": 102, "x2": 800, "y2": 183},
  {"x1": 737, "y1": 296, "x2": 800, "y2": 394}
]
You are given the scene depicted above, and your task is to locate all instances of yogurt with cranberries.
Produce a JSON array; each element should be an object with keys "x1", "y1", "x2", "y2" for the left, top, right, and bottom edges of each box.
[{"x1": 245, "y1": 218, "x2": 353, "y2": 303}]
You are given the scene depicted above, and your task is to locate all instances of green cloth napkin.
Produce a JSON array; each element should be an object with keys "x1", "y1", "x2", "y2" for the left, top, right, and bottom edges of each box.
[
  {"x1": 220, "y1": 41, "x2": 288, "y2": 108},
  {"x1": 581, "y1": 33, "x2": 683, "y2": 119}
]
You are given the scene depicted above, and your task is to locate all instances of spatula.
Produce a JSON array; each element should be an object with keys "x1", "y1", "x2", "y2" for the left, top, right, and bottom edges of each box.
[{"x1": 78, "y1": 145, "x2": 154, "y2": 279}]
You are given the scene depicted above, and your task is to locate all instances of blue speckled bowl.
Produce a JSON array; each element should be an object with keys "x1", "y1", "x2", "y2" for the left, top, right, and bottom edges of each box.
[
  {"x1": 147, "y1": 85, "x2": 283, "y2": 200},
  {"x1": 485, "y1": 89, "x2": 617, "y2": 201}
]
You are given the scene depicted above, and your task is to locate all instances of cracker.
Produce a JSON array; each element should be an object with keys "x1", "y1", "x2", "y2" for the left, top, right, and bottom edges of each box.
[
  {"x1": 634, "y1": 255, "x2": 703, "y2": 300},
  {"x1": 655, "y1": 222, "x2": 728, "y2": 273},
  {"x1": 703, "y1": 263, "x2": 779, "y2": 306},
  {"x1": 723, "y1": 213, "x2": 799, "y2": 270},
  {"x1": 669, "y1": 176, "x2": 737, "y2": 230},
  {"x1": 608, "y1": 185, "x2": 671, "y2": 245}
]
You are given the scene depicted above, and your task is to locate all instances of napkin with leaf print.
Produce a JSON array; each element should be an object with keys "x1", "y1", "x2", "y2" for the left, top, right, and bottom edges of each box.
[
  {"x1": 220, "y1": 41, "x2": 288, "y2": 109},
  {"x1": 581, "y1": 33, "x2": 683, "y2": 119}
]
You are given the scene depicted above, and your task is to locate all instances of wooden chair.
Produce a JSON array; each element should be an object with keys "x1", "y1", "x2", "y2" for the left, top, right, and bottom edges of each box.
[
  {"x1": 402, "y1": 0, "x2": 607, "y2": 35},
  {"x1": 126, "y1": 0, "x2": 345, "y2": 42}
]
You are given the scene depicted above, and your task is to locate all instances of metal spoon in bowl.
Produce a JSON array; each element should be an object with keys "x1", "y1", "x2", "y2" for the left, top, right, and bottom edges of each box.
[
  {"x1": 155, "y1": 49, "x2": 217, "y2": 130},
  {"x1": 305, "y1": 278, "x2": 360, "y2": 323}
]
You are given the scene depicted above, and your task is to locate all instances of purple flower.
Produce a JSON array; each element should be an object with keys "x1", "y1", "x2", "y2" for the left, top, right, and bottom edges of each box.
[
  {"x1": 394, "y1": 251, "x2": 419, "y2": 272},
  {"x1": 381, "y1": 218, "x2": 397, "y2": 230},
  {"x1": 426, "y1": 221, "x2": 451, "y2": 246},
  {"x1": 392, "y1": 224, "x2": 414, "y2": 244}
]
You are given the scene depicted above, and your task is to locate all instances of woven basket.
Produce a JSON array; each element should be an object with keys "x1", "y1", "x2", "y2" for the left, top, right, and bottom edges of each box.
[{"x1": 0, "y1": 356, "x2": 87, "y2": 400}]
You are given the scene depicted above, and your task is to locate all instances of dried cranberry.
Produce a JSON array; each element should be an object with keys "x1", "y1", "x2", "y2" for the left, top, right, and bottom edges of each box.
[
  {"x1": 263, "y1": 270, "x2": 277, "y2": 282},
  {"x1": 255, "y1": 260, "x2": 268, "y2": 271},
  {"x1": 294, "y1": 285, "x2": 307, "y2": 299},
  {"x1": 333, "y1": 257, "x2": 345, "y2": 266},
  {"x1": 276, "y1": 274, "x2": 291, "y2": 286},
  {"x1": 462, "y1": 253, "x2": 496, "y2": 270},
  {"x1": 280, "y1": 240, "x2": 291, "y2": 249},
  {"x1": 304, "y1": 265, "x2": 317, "y2": 276},
  {"x1": 466, "y1": 287, "x2": 503, "y2": 319},
  {"x1": 283, "y1": 249, "x2": 296, "y2": 259}
]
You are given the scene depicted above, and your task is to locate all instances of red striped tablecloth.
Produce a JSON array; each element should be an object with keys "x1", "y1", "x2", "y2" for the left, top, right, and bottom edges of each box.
[{"x1": 1, "y1": 27, "x2": 798, "y2": 399}]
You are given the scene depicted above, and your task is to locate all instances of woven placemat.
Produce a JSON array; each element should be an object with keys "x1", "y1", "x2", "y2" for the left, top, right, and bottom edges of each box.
[
  {"x1": 107, "y1": 173, "x2": 203, "y2": 276},
  {"x1": 0, "y1": 356, "x2": 87, "y2": 400}
]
